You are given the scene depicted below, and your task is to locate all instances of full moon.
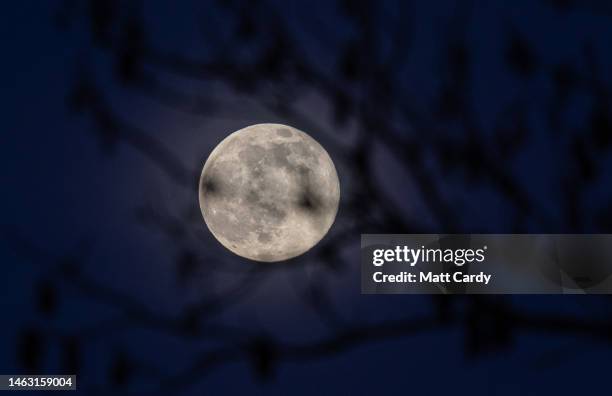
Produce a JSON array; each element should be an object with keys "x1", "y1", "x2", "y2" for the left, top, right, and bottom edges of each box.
[{"x1": 199, "y1": 124, "x2": 340, "y2": 262}]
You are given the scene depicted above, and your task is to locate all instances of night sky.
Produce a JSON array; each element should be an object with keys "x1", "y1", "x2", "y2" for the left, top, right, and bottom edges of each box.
[{"x1": 2, "y1": 1, "x2": 612, "y2": 394}]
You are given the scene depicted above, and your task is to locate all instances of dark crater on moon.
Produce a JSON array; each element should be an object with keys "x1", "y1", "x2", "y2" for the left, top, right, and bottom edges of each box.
[
  {"x1": 245, "y1": 189, "x2": 287, "y2": 222},
  {"x1": 258, "y1": 232, "x2": 272, "y2": 243},
  {"x1": 277, "y1": 128, "x2": 293, "y2": 137},
  {"x1": 238, "y1": 144, "x2": 266, "y2": 164}
]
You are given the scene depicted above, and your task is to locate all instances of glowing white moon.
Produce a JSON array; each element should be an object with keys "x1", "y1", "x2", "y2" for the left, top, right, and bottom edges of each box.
[{"x1": 199, "y1": 124, "x2": 340, "y2": 262}]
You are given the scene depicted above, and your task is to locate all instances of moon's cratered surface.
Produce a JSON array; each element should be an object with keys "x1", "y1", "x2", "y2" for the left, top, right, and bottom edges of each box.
[{"x1": 199, "y1": 124, "x2": 340, "y2": 262}]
